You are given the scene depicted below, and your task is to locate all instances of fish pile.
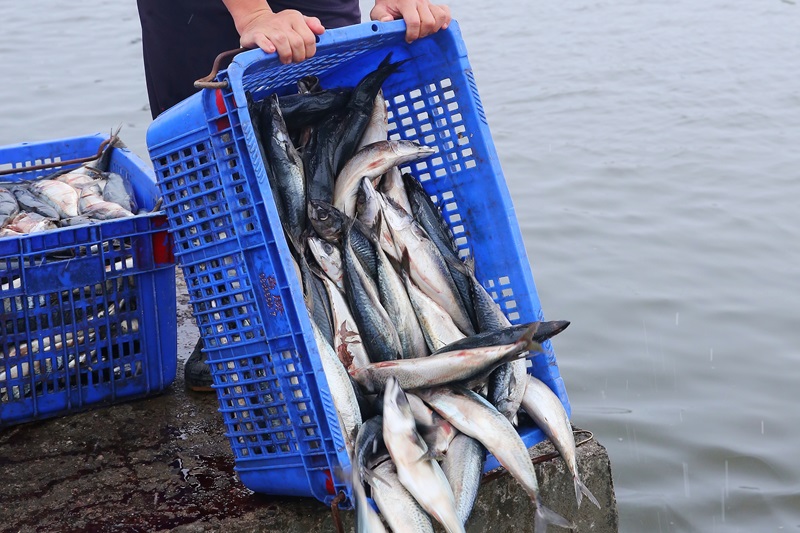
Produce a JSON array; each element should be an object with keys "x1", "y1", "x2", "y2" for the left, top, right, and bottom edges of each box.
[
  {"x1": 0, "y1": 134, "x2": 142, "y2": 238},
  {"x1": 249, "y1": 54, "x2": 598, "y2": 532}
]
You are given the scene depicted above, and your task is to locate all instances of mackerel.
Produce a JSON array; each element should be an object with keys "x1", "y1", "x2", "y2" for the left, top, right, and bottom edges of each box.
[
  {"x1": 521, "y1": 375, "x2": 600, "y2": 509},
  {"x1": 441, "y1": 433, "x2": 485, "y2": 526},
  {"x1": 370, "y1": 459, "x2": 435, "y2": 533},
  {"x1": 418, "y1": 387, "x2": 574, "y2": 533}
]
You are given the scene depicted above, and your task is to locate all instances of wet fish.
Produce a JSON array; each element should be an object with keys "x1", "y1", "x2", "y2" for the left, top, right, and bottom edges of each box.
[
  {"x1": 0, "y1": 187, "x2": 20, "y2": 227},
  {"x1": 5, "y1": 212, "x2": 58, "y2": 234},
  {"x1": 319, "y1": 274, "x2": 370, "y2": 372},
  {"x1": 432, "y1": 321, "x2": 571, "y2": 355},
  {"x1": 263, "y1": 93, "x2": 306, "y2": 245},
  {"x1": 12, "y1": 187, "x2": 60, "y2": 220},
  {"x1": 307, "y1": 200, "x2": 347, "y2": 245},
  {"x1": 351, "y1": 322, "x2": 540, "y2": 394},
  {"x1": 400, "y1": 253, "x2": 466, "y2": 352},
  {"x1": 370, "y1": 459, "x2": 435, "y2": 533},
  {"x1": 29, "y1": 180, "x2": 79, "y2": 218},
  {"x1": 418, "y1": 386, "x2": 574, "y2": 533},
  {"x1": 352, "y1": 416, "x2": 388, "y2": 533},
  {"x1": 300, "y1": 254, "x2": 334, "y2": 348},
  {"x1": 333, "y1": 140, "x2": 435, "y2": 218},
  {"x1": 103, "y1": 172, "x2": 138, "y2": 213},
  {"x1": 355, "y1": 176, "x2": 382, "y2": 230},
  {"x1": 356, "y1": 89, "x2": 389, "y2": 152},
  {"x1": 310, "y1": 320, "x2": 362, "y2": 457},
  {"x1": 331, "y1": 53, "x2": 409, "y2": 175},
  {"x1": 379, "y1": 167, "x2": 412, "y2": 215},
  {"x1": 441, "y1": 433, "x2": 485, "y2": 526},
  {"x1": 521, "y1": 375, "x2": 600, "y2": 509},
  {"x1": 407, "y1": 392, "x2": 457, "y2": 458},
  {"x1": 383, "y1": 200, "x2": 474, "y2": 336},
  {"x1": 374, "y1": 239, "x2": 428, "y2": 359},
  {"x1": 304, "y1": 113, "x2": 340, "y2": 205},
  {"x1": 343, "y1": 224, "x2": 402, "y2": 363},
  {"x1": 382, "y1": 377, "x2": 464, "y2": 533},
  {"x1": 352, "y1": 459, "x2": 388, "y2": 533},
  {"x1": 308, "y1": 235, "x2": 344, "y2": 292},
  {"x1": 278, "y1": 88, "x2": 352, "y2": 130}
]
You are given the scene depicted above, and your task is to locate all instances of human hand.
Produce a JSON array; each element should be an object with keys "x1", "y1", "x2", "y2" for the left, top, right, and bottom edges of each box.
[
  {"x1": 370, "y1": 0, "x2": 451, "y2": 43},
  {"x1": 225, "y1": 2, "x2": 325, "y2": 64}
]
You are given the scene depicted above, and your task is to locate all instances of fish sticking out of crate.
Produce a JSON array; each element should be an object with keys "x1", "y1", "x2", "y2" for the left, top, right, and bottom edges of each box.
[
  {"x1": 246, "y1": 53, "x2": 595, "y2": 531},
  {"x1": 0, "y1": 133, "x2": 152, "y2": 238}
]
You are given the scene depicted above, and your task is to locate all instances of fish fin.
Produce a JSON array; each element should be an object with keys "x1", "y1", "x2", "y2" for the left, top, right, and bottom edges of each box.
[
  {"x1": 534, "y1": 499, "x2": 575, "y2": 532},
  {"x1": 517, "y1": 323, "x2": 544, "y2": 355},
  {"x1": 575, "y1": 476, "x2": 601, "y2": 509},
  {"x1": 511, "y1": 412, "x2": 519, "y2": 427}
]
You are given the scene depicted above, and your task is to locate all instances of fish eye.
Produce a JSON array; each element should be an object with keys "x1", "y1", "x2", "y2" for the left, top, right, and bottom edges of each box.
[
  {"x1": 323, "y1": 242, "x2": 333, "y2": 254},
  {"x1": 319, "y1": 211, "x2": 329, "y2": 221}
]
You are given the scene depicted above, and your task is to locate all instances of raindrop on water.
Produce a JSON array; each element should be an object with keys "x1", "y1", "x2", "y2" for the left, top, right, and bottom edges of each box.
[
  {"x1": 710, "y1": 348, "x2": 714, "y2": 362},
  {"x1": 675, "y1": 312, "x2": 679, "y2": 325},
  {"x1": 683, "y1": 462, "x2": 691, "y2": 498},
  {"x1": 761, "y1": 420, "x2": 765, "y2": 434}
]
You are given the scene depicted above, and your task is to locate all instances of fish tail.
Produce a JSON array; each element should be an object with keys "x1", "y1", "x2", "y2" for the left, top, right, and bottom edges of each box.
[
  {"x1": 575, "y1": 475, "x2": 601, "y2": 509},
  {"x1": 519, "y1": 322, "x2": 544, "y2": 354},
  {"x1": 534, "y1": 498, "x2": 574, "y2": 532}
]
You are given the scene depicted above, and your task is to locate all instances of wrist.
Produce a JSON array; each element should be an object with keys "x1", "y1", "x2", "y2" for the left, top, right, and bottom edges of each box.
[{"x1": 222, "y1": 0, "x2": 274, "y2": 35}]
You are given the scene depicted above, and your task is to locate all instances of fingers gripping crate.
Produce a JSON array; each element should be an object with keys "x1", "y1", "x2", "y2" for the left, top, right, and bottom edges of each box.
[
  {"x1": 0, "y1": 134, "x2": 178, "y2": 427},
  {"x1": 146, "y1": 20, "x2": 571, "y2": 504}
]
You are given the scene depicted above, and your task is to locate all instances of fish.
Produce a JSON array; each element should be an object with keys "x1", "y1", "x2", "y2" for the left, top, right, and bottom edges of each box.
[
  {"x1": 342, "y1": 223, "x2": 402, "y2": 363},
  {"x1": 407, "y1": 392, "x2": 457, "y2": 458},
  {"x1": 382, "y1": 377, "x2": 464, "y2": 533},
  {"x1": 352, "y1": 459, "x2": 388, "y2": 533},
  {"x1": 263, "y1": 93, "x2": 307, "y2": 246},
  {"x1": 310, "y1": 319, "x2": 362, "y2": 457},
  {"x1": 319, "y1": 274, "x2": 370, "y2": 373},
  {"x1": 5, "y1": 212, "x2": 58, "y2": 234},
  {"x1": 277, "y1": 88, "x2": 352, "y2": 130},
  {"x1": 103, "y1": 172, "x2": 138, "y2": 213},
  {"x1": 383, "y1": 200, "x2": 474, "y2": 336},
  {"x1": 351, "y1": 322, "x2": 540, "y2": 394},
  {"x1": 379, "y1": 167, "x2": 412, "y2": 215},
  {"x1": 29, "y1": 180, "x2": 79, "y2": 218},
  {"x1": 432, "y1": 321, "x2": 571, "y2": 355},
  {"x1": 333, "y1": 140, "x2": 435, "y2": 218},
  {"x1": 300, "y1": 253, "x2": 335, "y2": 348},
  {"x1": 355, "y1": 176, "x2": 382, "y2": 230},
  {"x1": 331, "y1": 53, "x2": 409, "y2": 175},
  {"x1": 418, "y1": 386, "x2": 574, "y2": 533},
  {"x1": 356, "y1": 89, "x2": 389, "y2": 152},
  {"x1": 370, "y1": 458, "x2": 435, "y2": 533},
  {"x1": 521, "y1": 374, "x2": 600, "y2": 509},
  {"x1": 0, "y1": 186, "x2": 20, "y2": 227},
  {"x1": 303, "y1": 113, "x2": 340, "y2": 205},
  {"x1": 399, "y1": 252, "x2": 466, "y2": 352},
  {"x1": 308, "y1": 235, "x2": 345, "y2": 292},
  {"x1": 441, "y1": 433, "x2": 485, "y2": 526},
  {"x1": 352, "y1": 416, "x2": 388, "y2": 533},
  {"x1": 11, "y1": 187, "x2": 60, "y2": 220},
  {"x1": 307, "y1": 200, "x2": 347, "y2": 245},
  {"x1": 374, "y1": 236, "x2": 429, "y2": 359}
]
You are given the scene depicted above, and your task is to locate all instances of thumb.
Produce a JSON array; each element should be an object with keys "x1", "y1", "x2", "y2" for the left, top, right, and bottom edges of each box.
[{"x1": 370, "y1": 5, "x2": 396, "y2": 22}]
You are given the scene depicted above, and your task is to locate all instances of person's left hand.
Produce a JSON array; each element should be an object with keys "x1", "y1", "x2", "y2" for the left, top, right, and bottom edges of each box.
[{"x1": 370, "y1": 0, "x2": 451, "y2": 43}]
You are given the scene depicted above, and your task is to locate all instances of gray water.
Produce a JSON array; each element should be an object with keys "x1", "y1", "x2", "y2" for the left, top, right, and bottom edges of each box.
[{"x1": 1, "y1": 1, "x2": 799, "y2": 531}]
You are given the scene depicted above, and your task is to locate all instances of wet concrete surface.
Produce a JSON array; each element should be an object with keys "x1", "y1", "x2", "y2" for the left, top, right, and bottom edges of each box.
[{"x1": 0, "y1": 273, "x2": 619, "y2": 532}]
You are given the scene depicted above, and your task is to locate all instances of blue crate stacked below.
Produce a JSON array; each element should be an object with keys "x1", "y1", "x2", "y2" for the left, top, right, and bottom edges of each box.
[
  {"x1": 146, "y1": 20, "x2": 570, "y2": 505},
  {"x1": 0, "y1": 134, "x2": 177, "y2": 427}
]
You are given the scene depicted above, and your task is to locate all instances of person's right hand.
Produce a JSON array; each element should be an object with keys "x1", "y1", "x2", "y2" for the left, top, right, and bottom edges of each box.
[{"x1": 226, "y1": 3, "x2": 325, "y2": 64}]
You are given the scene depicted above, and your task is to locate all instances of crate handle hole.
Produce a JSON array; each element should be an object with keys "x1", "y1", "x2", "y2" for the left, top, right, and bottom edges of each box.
[{"x1": 371, "y1": 24, "x2": 379, "y2": 32}]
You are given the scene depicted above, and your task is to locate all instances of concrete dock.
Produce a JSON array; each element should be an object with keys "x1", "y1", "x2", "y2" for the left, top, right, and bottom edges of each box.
[{"x1": 0, "y1": 277, "x2": 619, "y2": 532}]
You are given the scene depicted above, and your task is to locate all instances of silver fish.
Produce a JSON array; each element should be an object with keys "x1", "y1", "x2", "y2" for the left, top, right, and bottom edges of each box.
[
  {"x1": 521, "y1": 375, "x2": 600, "y2": 509},
  {"x1": 0, "y1": 187, "x2": 20, "y2": 227},
  {"x1": 310, "y1": 320, "x2": 362, "y2": 457},
  {"x1": 382, "y1": 377, "x2": 464, "y2": 533},
  {"x1": 375, "y1": 241, "x2": 428, "y2": 359},
  {"x1": 356, "y1": 89, "x2": 389, "y2": 152},
  {"x1": 12, "y1": 187, "x2": 60, "y2": 220},
  {"x1": 379, "y1": 167, "x2": 412, "y2": 215},
  {"x1": 319, "y1": 274, "x2": 370, "y2": 373},
  {"x1": 351, "y1": 323, "x2": 540, "y2": 394},
  {"x1": 29, "y1": 180, "x2": 79, "y2": 218},
  {"x1": 5, "y1": 212, "x2": 58, "y2": 234},
  {"x1": 333, "y1": 140, "x2": 435, "y2": 218},
  {"x1": 308, "y1": 235, "x2": 344, "y2": 292},
  {"x1": 103, "y1": 172, "x2": 138, "y2": 213},
  {"x1": 370, "y1": 459, "x2": 435, "y2": 533},
  {"x1": 441, "y1": 433, "x2": 485, "y2": 526},
  {"x1": 418, "y1": 387, "x2": 574, "y2": 533},
  {"x1": 352, "y1": 458, "x2": 388, "y2": 533},
  {"x1": 383, "y1": 200, "x2": 474, "y2": 336},
  {"x1": 407, "y1": 392, "x2": 457, "y2": 458}
]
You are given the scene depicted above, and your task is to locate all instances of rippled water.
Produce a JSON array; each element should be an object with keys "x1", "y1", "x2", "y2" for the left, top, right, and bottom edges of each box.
[{"x1": 2, "y1": 1, "x2": 799, "y2": 531}]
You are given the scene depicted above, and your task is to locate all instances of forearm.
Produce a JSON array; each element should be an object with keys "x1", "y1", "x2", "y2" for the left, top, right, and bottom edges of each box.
[{"x1": 221, "y1": 0, "x2": 273, "y2": 35}]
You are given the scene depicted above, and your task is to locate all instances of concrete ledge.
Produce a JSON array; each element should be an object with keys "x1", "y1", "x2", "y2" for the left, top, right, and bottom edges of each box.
[{"x1": 0, "y1": 364, "x2": 618, "y2": 532}]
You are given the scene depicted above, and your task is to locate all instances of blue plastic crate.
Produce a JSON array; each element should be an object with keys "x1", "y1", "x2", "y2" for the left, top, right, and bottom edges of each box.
[
  {"x1": 146, "y1": 20, "x2": 570, "y2": 505},
  {"x1": 0, "y1": 133, "x2": 177, "y2": 427}
]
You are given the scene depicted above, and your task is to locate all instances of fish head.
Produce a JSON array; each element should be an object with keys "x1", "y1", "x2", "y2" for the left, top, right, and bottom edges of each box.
[
  {"x1": 307, "y1": 200, "x2": 345, "y2": 244},
  {"x1": 355, "y1": 177, "x2": 380, "y2": 227},
  {"x1": 382, "y1": 377, "x2": 416, "y2": 434},
  {"x1": 392, "y1": 140, "x2": 436, "y2": 165}
]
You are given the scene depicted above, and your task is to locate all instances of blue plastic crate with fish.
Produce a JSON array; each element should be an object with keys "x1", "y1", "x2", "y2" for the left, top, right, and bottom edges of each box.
[
  {"x1": 0, "y1": 133, "x2": 177, "y2": 427},
  {"x1": 146, "y1": 20, "x2": 570, "y2": 505}
]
